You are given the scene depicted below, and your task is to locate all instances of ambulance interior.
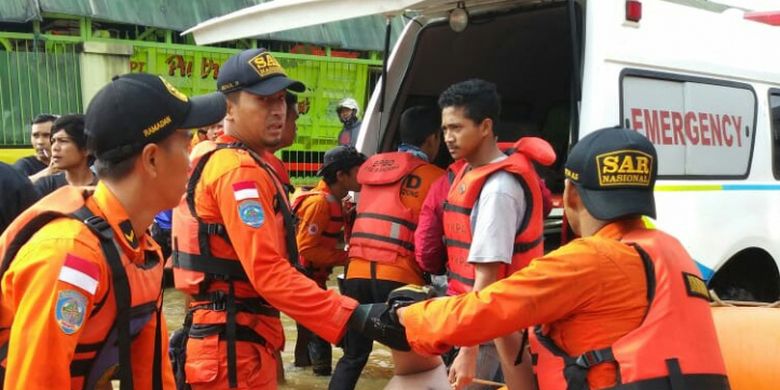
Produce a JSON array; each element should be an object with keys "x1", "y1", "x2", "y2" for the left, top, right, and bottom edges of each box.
[{"x1": 380, "y1": 3, "x2": 579, "y2": 247}]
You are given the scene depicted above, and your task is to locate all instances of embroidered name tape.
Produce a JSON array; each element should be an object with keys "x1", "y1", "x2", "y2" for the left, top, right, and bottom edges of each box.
[{"x1": 59, "y1": 254, "x2": 100, "y2": 295}]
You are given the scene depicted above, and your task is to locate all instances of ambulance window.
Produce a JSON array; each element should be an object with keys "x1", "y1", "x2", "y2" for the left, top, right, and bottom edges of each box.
[
  {"x1": 622, "y1": 73, "x2": 756, "y2": 178},
  {"x1": 770, "y1": 93, "x2": 780, "y2": 180}
]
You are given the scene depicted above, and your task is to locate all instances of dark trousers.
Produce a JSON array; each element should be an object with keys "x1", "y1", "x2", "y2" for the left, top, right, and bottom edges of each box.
[
  {"x1": 329, "y1": 277, "x2": 405, "y2": 390},
  {"x1": 294, "y1": 277, "x2": 333, "y2": 373}
]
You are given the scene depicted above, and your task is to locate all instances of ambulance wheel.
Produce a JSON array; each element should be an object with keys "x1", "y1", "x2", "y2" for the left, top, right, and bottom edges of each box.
[{"x1": 709, "y1": 248, "x2": 780, "y2": 303}]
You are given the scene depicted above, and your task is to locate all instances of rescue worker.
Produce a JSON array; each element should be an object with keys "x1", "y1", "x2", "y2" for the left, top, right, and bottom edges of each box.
[
  {"x1": 433, "y1": 79, "x2": 554, "y2": 389},
  {"x1": 0, "y1": 72, "x2": 226, "y2": 389},
  {"x1": 358, "y1": 127, "x2": 732, "y2": 390},
  {"x1": 13, "y1": 113, "x2": 57, "y2": 177},
  {"x1": 336, "y1": 97, "x2": 361, "y2": 147},
  {"x1": 292, "y1": 145, "x2": 367, "y2": 375},
  {"x1": 330, "y1": 105, "x2": 446, "y2": 390},
  {"x1": 265, "y1": 91, "x2": 300, "y2": 197},
  {"x1": 170, "y1": 48, "x2": 360, "y2": 389}
]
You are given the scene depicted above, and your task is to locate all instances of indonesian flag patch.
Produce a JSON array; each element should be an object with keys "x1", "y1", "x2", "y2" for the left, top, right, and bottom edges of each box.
[
  {"x1": 233, "y1": 181, "x2": 260, "y2": 201},
  {"x1": 59, "y1": 254, "x2": 100, "y2": 295}
]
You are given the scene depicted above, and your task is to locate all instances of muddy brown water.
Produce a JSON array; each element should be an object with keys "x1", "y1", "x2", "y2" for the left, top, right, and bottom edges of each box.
[{"x1": 161, "y1": 277, "x2": 393, "y2": 389}]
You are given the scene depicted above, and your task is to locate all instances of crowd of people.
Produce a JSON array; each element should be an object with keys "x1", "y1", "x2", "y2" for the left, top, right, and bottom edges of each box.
[{"x1": 0, "y1": 46, "x2": 730, "y2": 390}]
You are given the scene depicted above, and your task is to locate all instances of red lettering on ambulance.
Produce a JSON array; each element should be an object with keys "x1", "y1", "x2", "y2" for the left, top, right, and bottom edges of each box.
[
  {"x1": 722, "y1": 115, "x2": 733, "y2": 146},
  {"x1": 709, "y1": 114, "x2": 723, "y2": 146},
  {"x1": 732, "y1": 116, "x2": 742, "y2": 147},
  {"x1": 699, "y1": 112, "x2": 711, "y2": 146},
  {"x1": 685, "y1": 111, "x2": 699, "y2": 145},
  {"x1": 643, "y1": 109, "x2": 660, "y2": 143},
  {"x1": 660, "y1": 111, "x2": 673, "y2": 144},
  {"x1": 671, "y1": 111, "x2": 685, "y2": 145}
]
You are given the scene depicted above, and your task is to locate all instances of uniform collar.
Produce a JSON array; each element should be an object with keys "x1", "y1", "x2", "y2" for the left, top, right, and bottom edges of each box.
[
  {"x1": 90, "y1": 181, "x2": 159, "y2": 260},
  {"x1": 594, "y1": 217, "x2": 648, "y2": 240},
  {"x1": 314, "y1": 179, "x2": 332, "y2": 194}
]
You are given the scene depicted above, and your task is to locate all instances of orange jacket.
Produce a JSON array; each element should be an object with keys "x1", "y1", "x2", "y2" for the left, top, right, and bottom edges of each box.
[
  {"x1": 444, "y1": 138, "x2": 554, "y2": 294},
  {"x1": 263, "y1": 151, "x2": 294, "y2": 197},
  {"x1": 346, "y1": 152, "x2": 444, "y2": 285},
  {"x1": 530, "y1": 221, "x2": 729, "y2": 390},
  {"x1": 0, "y1": 183, "x2": 174, "y2": 390},
  {"x1": 172, "y1": 135, "x2": 357, "y2": 349},
  {"x1": 402, "y1": 219, "x2": 657, "y2": 388},
  {"x1": 292, "y1": 180, "x2": 348, "y2": 270}
]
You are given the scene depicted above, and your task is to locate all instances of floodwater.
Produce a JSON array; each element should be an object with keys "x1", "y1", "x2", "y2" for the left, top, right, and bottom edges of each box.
[{"x1": 162, "y1": 276, "x2": 393, "y2": 389}]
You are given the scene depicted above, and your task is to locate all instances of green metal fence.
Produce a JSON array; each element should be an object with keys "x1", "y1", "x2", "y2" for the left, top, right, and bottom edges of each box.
[{"x1": 0, "y1": 40, "x2": 82, "y2": 145}]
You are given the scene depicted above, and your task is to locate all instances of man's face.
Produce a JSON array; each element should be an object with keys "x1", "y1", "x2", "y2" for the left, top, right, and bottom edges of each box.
[
  {"x1": 338, "y1": 107, "x2": 354, "y2": 122},
  {"x1": 31, "y1": 121, "x2": 54, "y2": 161},
  {"x1": 442, "y1": 106, "x2": 485, "y2": 161},
  {"x1": 280, "y1": 104, "x2": 299, "y2": 149},
  {"x1": 230, "y1": 90, "x2": 287, "y2": 148},
  {"x1": 154, "y1": 129, "x2": 192, "y2": 209},
  {"x1": 340, "y1": 165, "x2": 362, "y2": 192},
  {"x1": 50, "y1": 129, "x2": 88, "y2": 171}
]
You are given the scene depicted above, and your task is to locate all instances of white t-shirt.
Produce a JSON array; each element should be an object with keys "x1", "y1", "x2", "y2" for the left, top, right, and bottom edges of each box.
[{"x1": 467, "y1": 155, "x2": 527, "y2": 265}]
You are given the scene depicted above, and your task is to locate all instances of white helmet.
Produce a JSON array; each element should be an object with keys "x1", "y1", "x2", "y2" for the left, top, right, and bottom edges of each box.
[{"x1": 337, "y1": 97, "x2": 360, "y2": 116}]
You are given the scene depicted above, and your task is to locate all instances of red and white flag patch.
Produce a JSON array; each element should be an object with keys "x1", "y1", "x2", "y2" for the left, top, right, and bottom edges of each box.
[
  {"x1": 232, "y1": 181, "x2": 260, "y2": 201},
  {"x1": 59, "y1": 254, "x2": 100, "y2": 295}
]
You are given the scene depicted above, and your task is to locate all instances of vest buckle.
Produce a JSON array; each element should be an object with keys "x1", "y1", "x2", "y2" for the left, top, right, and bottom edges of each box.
[{"x1": 575, "y1": 348, "x2": 613, "y2": 368}]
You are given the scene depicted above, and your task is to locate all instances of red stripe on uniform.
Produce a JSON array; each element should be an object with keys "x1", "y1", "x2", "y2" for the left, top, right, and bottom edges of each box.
[
  {"x1": 232, "y1": 181, "x2": 257, "y2": 191},
  {"x1": 64, "y1": 254, "x2": 100, "y2": 280}
]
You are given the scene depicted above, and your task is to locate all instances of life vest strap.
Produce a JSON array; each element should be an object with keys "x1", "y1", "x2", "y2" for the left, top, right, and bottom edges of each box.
[
  {"x1": 447, "y1": 269, "x2": 475, "y2": 287},
  {"x1": 188, "y1": 323, "x2": 268, "y2": 346},
  {"x1": 322, "y1": 231, "x2": 342, "y2": 239},
  {"x1": 174, "y1": 252, "x2": 249, "y2": 281},
  {"x1": 355, "y1": 212, "x2": 417, "y2": 230},
  {"x1": 350, "y1": 232, "x2": 414, "y2": 251},
  {"x1": 442, "y1": 202, "x2": 472, "y2": 215},
  {"x1": 515, "y1": 236, "x2": 544, "y2": 254},
  {"x1": 574, "y1": 347, "x2": 615, "y2": 369},
  {"x1": 190, "y1": 291, "x2": 279, "y2": 318}
]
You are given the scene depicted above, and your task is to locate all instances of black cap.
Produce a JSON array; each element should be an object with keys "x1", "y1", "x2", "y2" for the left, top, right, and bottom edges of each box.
[
  {"x1": 85, "y1": 73, "x2": 226, "y2": 162},
  {"x1": 318, "y1": 145, "x2": 367, "y2": 176},
  {"x1": 564, "y1": 127, "x2": 658, "y2": 220},
  {"x1": 217, "y1": 48, "x2": 305, "y2": 96}
]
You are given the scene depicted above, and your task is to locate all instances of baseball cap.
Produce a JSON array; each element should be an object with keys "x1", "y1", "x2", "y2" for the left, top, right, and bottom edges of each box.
[
  {"x1": 85, "y1": 73, "x2": 226, "y2": 162},
  {"x1": 217, "y1": 48, "x2": 305, "y2": 96},
  {"x1": 564, "y1": 127, "x2": 658, "y2": 220},
  {"x1": 318, "y1": 145, "x2": 367, "y2": 176}
]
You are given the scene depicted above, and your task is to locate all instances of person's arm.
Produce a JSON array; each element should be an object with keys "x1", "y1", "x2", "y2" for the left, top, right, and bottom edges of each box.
[
  {"x1": 414, "y1": 175, "x2": 448, "y2": 274},
  {"x1": 296, "y1": 197, "x2": 348, "y2": 268},
  {"x1": 2, "y1": 237, "x2": 106, "y2": 389},
  {"x1": 214, "y1": 166, "x2": 357, "y2": 344},
  {"x1": 398, "y1": 241, "x2": 603, "y2": 356}
]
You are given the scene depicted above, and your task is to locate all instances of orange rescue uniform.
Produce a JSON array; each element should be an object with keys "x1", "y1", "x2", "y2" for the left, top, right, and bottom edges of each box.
[
  {"x1": 172, "y1": 135, "x2": 357, "y2": 388},
  {"x1": 346, "y1": 156, "x2": 444, "y2": 285},
  {"x1": 293, "y1": 180, "x2": 348, "y2": 282},
  {"x1": 402, "y1": 219, "x2": 650, "y2": 389},
  {"x1": 0, "y1": 183, "x2": 174, "y2": 389}
]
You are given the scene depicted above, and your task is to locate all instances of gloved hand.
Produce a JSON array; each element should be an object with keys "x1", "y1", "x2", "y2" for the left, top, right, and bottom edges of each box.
[
  {"x1": 387, "y1": 285, "x2": 437, "y2": 309},
  {"x1": 348, "y1": 303, "x2": 411, "y2": 351}
]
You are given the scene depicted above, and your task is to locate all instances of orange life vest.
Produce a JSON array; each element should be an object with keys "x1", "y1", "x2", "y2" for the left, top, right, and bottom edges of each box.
[
  {"x1": 0, "y1": 187, "x2": 163, "y2": 390},
  {"x1": 292, "y1": 187, "x2": 345, "y2": 269},
  {"x1": 444, "y1": 137, "x2": 555, "y2": 294},
  {"x1": 348, "y1": 152, "x2": 427, "y2": 264},
  {"x1": 529, "y1": 227, "x2": 730, "y2": 390},
  {"x1": 171, "y1": 141, "x2": 294, "y2": 388}
]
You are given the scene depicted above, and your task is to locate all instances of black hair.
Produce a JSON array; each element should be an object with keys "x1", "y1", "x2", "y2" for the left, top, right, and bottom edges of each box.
[
  {"x1": 31, "y1": 113, "x2": 58, "y2": 125},
  {"x1": 437, "y1": 79, "x2": 501, "y2": 124},
  {"x1": 399, "y1": 105, "x2": 440, "y2": 147},
  {"x1": 286, "y1": 91, "x2": 298, "y2": 107},
  {"x1": 51, "y1": 114, "x2": 87, "y2": 150},
  {"x1": 93, "y1": 154, "x2": 139, "y2": 181}
]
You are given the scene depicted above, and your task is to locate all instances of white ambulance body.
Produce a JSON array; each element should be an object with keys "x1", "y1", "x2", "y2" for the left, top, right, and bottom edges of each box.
[{"x1": 187, "y1": 0, "x2": 780, "y2": 301}]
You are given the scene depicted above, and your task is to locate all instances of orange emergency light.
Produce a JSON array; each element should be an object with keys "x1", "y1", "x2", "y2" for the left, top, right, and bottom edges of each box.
[{"x1": 626, "y1": 0, "x2": 642, "y2": 23}]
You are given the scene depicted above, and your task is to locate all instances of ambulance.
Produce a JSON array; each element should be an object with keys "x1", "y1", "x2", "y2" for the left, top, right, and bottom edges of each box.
[{"x1": 186, "y1": 0, "x2": 780, "y2": 302}]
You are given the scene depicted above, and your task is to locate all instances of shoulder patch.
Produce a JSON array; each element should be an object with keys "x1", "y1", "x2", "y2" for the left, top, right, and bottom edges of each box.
[
  {"x1": 58, "y1": 254, "x2": 100, "y2": 295},
  {"x1": 55, "y1": 290, "x2": 88, "y2": 335},
  {"x1": 307, "y1": 223, "x2": 319, "y2": 235},
  {"x1": 682, "y1": 272, "x2": 711, "y2": 301},
  {"x1": 233, "y1": 181, "x2": 260, "y2": 201},
  {"x1": 238, "y1": 200, "x2": 265, "y2": 228}
]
